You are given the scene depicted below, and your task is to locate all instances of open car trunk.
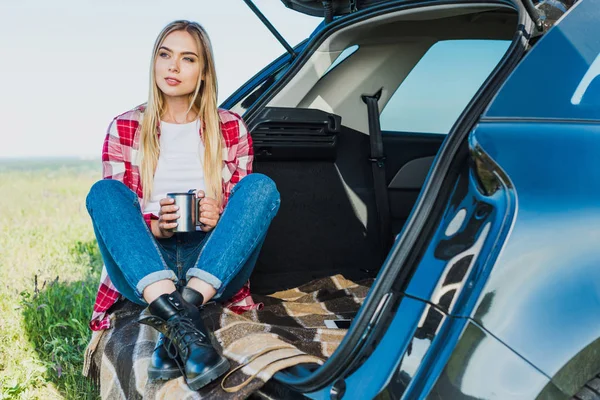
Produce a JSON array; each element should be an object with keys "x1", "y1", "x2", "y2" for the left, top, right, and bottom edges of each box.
[{"x1": 248, "y1": 3, "x2": 518, "y2": 295}]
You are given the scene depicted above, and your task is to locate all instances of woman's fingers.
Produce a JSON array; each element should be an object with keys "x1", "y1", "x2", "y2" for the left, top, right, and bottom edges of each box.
[
  {"x1": 200, "y1": 224, "x2": 211, "y2": 232},
  {"x1": 200, "y1": 215, "x2": 218, "y2": 225},
  {"x1": 158, "y1": 198, "x2": 178, "y2": 218},
  {"x1": 199, "y1": 216, "x2": 218, "y2": 232},
  {"x1": 199, "y1": 200, "x2": 218, "y2": 214},
  {"x1": 160, "y1": 212, "x2": 179, "y2": 221},
  {"x1": 160, "y1": 221, "x2": 178, "y2": 230},
  {"x1": 159, "y1": 204, "x2": 179, "y2": 214},
  {"x1": 158, "y1": 209, "x2": 179, "y2": 232},
  {"x1": 159, "y1": 205, "x2": 179, "y2": 216},
  {"x1": 200, "y1": 211, "x2": 219, "y2": 220},
  {"x1": 200, "y1": 197, "x2": 217, "y2": 206}
]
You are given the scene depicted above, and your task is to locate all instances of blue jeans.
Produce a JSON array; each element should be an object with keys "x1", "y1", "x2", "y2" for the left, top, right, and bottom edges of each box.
[{"x1": 85, "y1": 173, "x2": 280, "y2": 305}]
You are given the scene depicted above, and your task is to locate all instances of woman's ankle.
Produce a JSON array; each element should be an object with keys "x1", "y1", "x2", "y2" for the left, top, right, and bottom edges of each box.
[
  {"x1": 142, "y1": 279, "x2": 177, "y2": 303},
  {"x1": 186, "y1": 278, "x2": 217, "y2": 304}
]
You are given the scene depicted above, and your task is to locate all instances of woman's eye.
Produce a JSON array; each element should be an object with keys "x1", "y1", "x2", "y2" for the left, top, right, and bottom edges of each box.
[
  {"x1": 159, "y1": 52, "x2": 169, "y2": 58},
  {"x1": 183, "y1": 57, "x2": 195, "y2": 63}
]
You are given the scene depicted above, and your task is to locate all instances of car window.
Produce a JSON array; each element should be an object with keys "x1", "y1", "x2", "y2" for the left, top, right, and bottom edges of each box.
[
  {"x1": 380, "y1": 40, "x2": 511, "y2": 134},
  {"x1": 230, "y1": 45, "x2": 358, "y2": 115},
  {"x1": 323, "y1": 45, "x2": 359, "y2": 76}
]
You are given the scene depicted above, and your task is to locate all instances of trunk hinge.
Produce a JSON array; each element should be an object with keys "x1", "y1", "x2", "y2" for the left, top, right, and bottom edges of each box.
[
  {"x1": 243, "y1": 0, "x2": 296, "y2": 59},
  {"x1": 323, "y1": 1, "x2": 334, "y2": 24},
  {"x1": 323, "y1": 0, "x2": 358, "y2": 24},
  {"x1": 522, "y1": 0, "x2": 547, "y2": 32}
]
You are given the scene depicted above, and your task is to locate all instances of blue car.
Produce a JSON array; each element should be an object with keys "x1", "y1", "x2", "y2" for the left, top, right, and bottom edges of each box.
[{"x1": 220, "y1": 0, "x2": 600, "y2": 398}]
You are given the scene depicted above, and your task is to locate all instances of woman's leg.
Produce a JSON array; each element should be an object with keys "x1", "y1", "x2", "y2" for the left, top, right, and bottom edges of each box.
[
  {"x1": 185, "y1": 173, "x2": 280, "y2": 301},
  {"x1": 86, "y1": 179, "x2": 178, "y2": 304},
  {"x1": 214, "y1": 236, "x2": 265, "y2": 302}
]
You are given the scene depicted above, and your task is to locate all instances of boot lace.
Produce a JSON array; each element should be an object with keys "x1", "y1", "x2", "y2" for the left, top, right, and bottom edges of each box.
[{"x1": 163, "y1": 315, "x2": 211, "y2": 362}]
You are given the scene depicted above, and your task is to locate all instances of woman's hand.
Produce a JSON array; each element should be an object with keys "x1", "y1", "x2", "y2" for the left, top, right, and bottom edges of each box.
[
  {"x1": 196, "y1": 190, "x2": 221, "y2": 232},
  {"x1": 152, "y1": 198, "x2": 180, "y2": 238}
]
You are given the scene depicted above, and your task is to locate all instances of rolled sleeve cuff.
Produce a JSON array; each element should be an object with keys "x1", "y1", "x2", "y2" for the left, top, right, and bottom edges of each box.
[
  {"x1": 136, "y1": 270, "x2": 178, "y2": 299},
  {"x1": 186, "y1": 268, "x2": 222, "y2": 291}
]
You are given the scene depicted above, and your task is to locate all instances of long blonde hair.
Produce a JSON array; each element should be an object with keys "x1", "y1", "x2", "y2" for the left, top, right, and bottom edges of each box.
[{"x1": 139, "y1": 20, "x2": 223, "y2": 206}]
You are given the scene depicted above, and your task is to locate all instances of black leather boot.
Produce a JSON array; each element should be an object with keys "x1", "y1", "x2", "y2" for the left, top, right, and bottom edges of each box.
[
  {"x1": 146, "y1": 286, "x2": 212, "y2": 381},
  {"x1": 138, "y1": 290, "x2": 230, "y2": 390},
  {"x1": 146, "y1": 284, "x2": 186, "y2": 381},
  {"x1": 147, "y1": 333, "x2": 183, "y2": 381}
]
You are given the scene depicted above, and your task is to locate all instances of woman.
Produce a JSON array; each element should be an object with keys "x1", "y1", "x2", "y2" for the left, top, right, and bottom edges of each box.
[{"x1": 85, "y1": 20, "x2": 280, "y2": 391}]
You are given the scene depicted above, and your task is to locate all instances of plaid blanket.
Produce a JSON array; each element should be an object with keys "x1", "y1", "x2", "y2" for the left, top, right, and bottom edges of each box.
[{"x1": 83, "y1": 275, "x2": 373, "y2": 399}]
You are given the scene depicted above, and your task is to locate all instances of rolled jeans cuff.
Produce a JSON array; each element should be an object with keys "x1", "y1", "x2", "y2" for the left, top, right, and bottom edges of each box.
[
  {"x1": 186, "y1": 268, "x2": 222, "y2": 291},
  {"x1": 136, "y1": 270, "x2": 178, "y2": 299}
]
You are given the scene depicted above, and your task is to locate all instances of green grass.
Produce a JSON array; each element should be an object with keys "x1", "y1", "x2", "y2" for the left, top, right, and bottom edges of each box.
[{"x1": 0, "y1": 159, "x2": 102, "y2": 399}]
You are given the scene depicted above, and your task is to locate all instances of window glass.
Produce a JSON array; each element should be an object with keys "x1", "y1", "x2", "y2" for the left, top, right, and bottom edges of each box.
[
  {"x1": 380, "y1": 40, "x2": 511, "y2": 134},
  {"x1": 323, "y1": 45, "x2": 359, "y2": 76}
]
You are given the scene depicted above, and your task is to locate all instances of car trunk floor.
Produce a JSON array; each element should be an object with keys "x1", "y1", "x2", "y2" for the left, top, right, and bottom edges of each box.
[{"x1": 83, "y1": 274, "x2": 374, "y2": 399}]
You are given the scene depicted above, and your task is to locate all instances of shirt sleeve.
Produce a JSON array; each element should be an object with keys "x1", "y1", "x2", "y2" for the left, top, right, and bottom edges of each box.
[
  {"x1": 236, "y1": 116, "x2": 254, "y2": 177},
  {"x1": 101, "y1": 119, "x2": 157, "y2": 229},
  {"x1": 102, "y1": 119, "x2": 127, "y2": 182},
  {"x1": 223, "y1": 114, "x2": 254, "y2": 209}
]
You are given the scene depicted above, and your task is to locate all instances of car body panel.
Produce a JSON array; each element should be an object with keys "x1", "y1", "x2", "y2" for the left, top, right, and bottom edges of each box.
[
  {"x1": 484, "y1": 0, "x2": 600, "y2": 120},
  {"x1": 471, "y1": 121, "x2": 600, "y2": 395},
  {"x1": 465, "y1": 0, "x2": 600, "y2": 394},
  {"x1": 427, "y1": 322, "x2": 556, "y2": 399}
]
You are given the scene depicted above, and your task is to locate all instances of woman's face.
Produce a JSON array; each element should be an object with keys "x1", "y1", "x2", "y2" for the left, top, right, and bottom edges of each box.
[{"x1": 155, "y1": 30, "x2": 203, "y2": 99}]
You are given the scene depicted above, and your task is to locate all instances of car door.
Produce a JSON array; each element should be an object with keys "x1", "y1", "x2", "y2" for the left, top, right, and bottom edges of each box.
[
  {"x1": 399, "y1": 0, "x2": 600, "y2": 397},
  {"x1": 458, "y1": 0, "x2": 600, "y2": 396}
]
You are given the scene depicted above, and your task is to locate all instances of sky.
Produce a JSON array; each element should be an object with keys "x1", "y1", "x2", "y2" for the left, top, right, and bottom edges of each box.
[{"x1": 0, "y1": 0, "x2": 320, "y2": 158}]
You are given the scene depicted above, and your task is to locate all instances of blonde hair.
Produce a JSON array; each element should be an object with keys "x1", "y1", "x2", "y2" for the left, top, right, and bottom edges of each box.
[{"x1": 139, "y1": 20, "x2": 223, "y2": 206}]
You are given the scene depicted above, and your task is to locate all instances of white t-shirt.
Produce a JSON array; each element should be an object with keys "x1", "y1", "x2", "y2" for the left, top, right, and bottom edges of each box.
[{"x1": 143, "y1": 119, "x2": 206, "y2": 217}]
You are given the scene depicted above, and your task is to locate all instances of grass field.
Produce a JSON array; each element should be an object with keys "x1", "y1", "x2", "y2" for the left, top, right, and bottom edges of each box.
[{"x1": 0, "y1": 158, "x2": 102, "y2": 399}]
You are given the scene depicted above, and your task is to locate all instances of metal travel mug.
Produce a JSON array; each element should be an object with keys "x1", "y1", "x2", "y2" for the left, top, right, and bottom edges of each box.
[{"x1": 166, "y1": 191, "x2": 200, "y2": 233}]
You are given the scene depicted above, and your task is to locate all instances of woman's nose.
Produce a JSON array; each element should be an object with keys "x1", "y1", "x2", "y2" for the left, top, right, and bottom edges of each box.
[{"x1": 168, "y1": 61, "x2": 179, "y2": 73}]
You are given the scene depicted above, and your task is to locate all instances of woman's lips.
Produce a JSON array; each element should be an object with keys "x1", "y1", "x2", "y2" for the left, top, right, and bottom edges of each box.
[{"x1": 165, "y1": 78, "x2": 181, "y2": 86}]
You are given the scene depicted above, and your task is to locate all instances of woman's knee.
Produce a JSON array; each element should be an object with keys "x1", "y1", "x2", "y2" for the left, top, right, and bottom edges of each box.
[
  {"x1": 237, "y1": 173, "x2": 280, "y2": 203},
  {"x1": 86, "y1": 179, "x2": 133, "y2": 212}
]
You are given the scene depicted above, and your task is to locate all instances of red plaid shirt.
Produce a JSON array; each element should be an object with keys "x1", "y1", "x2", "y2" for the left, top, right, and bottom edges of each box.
[{"x1": 90, "y1": 104, "x2": 262, "y2": 331}]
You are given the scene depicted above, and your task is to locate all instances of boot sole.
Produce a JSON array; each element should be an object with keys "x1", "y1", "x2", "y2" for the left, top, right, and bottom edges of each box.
[
  {"x1": 186, "y1": 356, "x2": 230, "y2": 391},
  {"x1": 148, "y1": 366, "x2": 183, "y2": 381}
]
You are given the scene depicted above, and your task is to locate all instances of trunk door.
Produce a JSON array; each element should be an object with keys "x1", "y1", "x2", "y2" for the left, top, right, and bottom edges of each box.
[{"x1": 280, "y1": 0, "x2": 391, "y2": 17}]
